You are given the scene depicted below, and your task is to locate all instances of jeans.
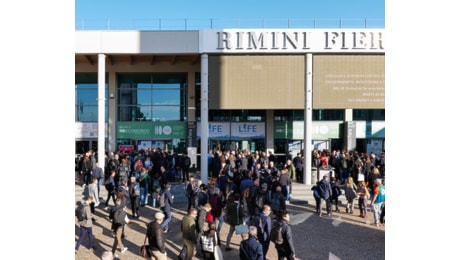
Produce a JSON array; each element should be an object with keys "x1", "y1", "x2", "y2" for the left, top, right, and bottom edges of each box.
[
  {"x1": 140, "y1": 184, "x2": 149, "y2": 206},
  {"x1": 161, "y1": 209, "x2": 172, "y2": 231},
  {"x1": 75, "y1": 226, "x2": 94, "y2": 250},
  {"x1": 319, "y1": 197, "x2": 331, "y2": 215},
  {"x1": 215, "y1": 215, "x2": 224, "y2": 234},
  {"x1": 373, "y1": 202, "x2": 384, "y2": 224}
]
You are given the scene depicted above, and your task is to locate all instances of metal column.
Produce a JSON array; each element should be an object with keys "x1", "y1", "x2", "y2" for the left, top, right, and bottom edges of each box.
[
  {"x1": 304, "y1": 53, "x2": 313, "y2": 185},
  {"x1": 200, "y1": 54, "x2": 209, "y2": 184},
  {"x1": 98, "y1": 54, "x2": 106, "y2": 170}
]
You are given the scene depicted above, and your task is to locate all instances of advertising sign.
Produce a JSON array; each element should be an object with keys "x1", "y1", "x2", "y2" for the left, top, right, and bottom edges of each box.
[{"x1": 117, "y1": 122, "x2": 186, "y2": 139}]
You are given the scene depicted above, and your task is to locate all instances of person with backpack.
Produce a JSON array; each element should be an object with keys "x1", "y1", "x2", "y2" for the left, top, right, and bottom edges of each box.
[
  {"x1": 254, "y1": 182, "x2": 270, "y2": 215},
  {"x1": 270, "y1": 185, "x2": 286, "y2": 219},
  {"x1": 317, "y1": 175, "x2": 333, "y2": 217},
  {"x1": 311, "y1": 182, "x2": 322, "y2": 215},
  {"x1": 271, "y1": 210, "x2": 296, "y2": 260},
  {"x1": 239, "y1": 225, "x2": 264, "y2": 260},
  {"x1": 160, "y1": 183, "x2": 174, "y2": 233},
  {"x1": 208, "y1": 185, "x2": 225, "y2": 236},
  {"x1": 128, "y1": 176, "x2": 140, "y2": 218},
  {"x1": 252, "y1": 204, "x2": 272, "y2": 259},
  {"x1": 75, "y1": 196, "x2": 95, "y2": 254},
  {"x1": 139, "y1": 167, "x2": 150, "y2": 207},
  {"x1": 104, "y1": 170, "x2": 117, "y2": 210},
  {"x1": 110, "y1": 198, "x2": 129, "y2": 258}
]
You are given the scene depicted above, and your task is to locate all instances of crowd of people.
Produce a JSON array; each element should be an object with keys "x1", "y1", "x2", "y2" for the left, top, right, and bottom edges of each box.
[{"x1": 75, "y1": 147, "x2": 385, "y2": 259}]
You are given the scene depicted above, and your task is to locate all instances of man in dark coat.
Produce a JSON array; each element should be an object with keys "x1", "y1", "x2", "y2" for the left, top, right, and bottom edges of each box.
[
  {"x1": 239, "y1": 226, "x2": 264, "y2": 260},
  {"x1": 317, "y1": 175, "x2": 333, "y2": 217}
]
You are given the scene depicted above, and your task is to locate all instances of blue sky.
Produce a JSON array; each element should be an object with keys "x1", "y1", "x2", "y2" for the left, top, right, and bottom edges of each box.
[{"x1": 75, "y1": 0, "x2": 385, "y2": 28}]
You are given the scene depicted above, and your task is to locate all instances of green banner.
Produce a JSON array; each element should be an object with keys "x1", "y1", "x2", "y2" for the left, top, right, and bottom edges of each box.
[{"x1": 117, "y1": 122, "x2": 186, "y2": 139}]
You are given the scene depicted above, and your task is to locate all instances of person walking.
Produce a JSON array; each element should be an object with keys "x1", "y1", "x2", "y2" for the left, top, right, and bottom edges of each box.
[
  {"x1": 139, "y1": 167, "x2": 150, "y2": 207},
  {"x1": 110, "y1": 198, "x2": 129, "y2": 258},
  {"x1": 129, "y1": 176, "x2": 140, "y2": 218},
  {"x1": 160, "y1": 183, "x2": 174, "y2": 233},
  {"x1": 88, "y1": 177, "x2": 100, "y2": 219},
  {"x1": 344, "y1": 176, "x2": 358, "y2": 215},
  {"x1": 370, "y1": 178, "x2": 385, "y2": 226},
  {"x1": 75, "y1": 196, "x2": 95, "y2": 254},
  {"x1": 357, "y1": 181, "x2": 370, "y2": 218},
  {"x1": 181, "y1": 207, "x2": 198, "y2": 260},
  {"x1": 239, "y1": 225, "x2": 264, "y2": 260},
  {"x1": 272, "y1": 210, "x2": 296, "y2": 260},
  {"x1": 146, "y1": 212, "x2": 167, "y2": 260},
  {"x1": 317, "y1": 175, "x2": 333, "y2": 217},
  {"x1": 224, "y1": 193, "x2": 245, "y2": 251},
  {"x1": 257, "y1": 205, "x2": 272, "y2": 259},
  {"x1": 104, "y1": 170, "x2": 117, "y2": 209}
]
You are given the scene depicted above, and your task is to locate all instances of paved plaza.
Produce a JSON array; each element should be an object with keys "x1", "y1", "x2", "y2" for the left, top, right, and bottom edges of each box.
[{"x1": 75, "y1": 174, "x2": 384, "y2": 260}]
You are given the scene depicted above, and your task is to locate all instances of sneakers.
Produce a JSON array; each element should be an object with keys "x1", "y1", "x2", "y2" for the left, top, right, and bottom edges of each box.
[
  {"x1": 113, "y1": 253, "x2": 119, "y2": 258},
  {"x1": 121, "y1": 247, "x2": 128, "y2": 253}
]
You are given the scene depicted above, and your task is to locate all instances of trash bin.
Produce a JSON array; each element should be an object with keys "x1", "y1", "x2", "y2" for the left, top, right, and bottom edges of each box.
[
  {"x1": 311, "y1": 167, "x2": 317, "y2": 184},
  {"x1": 318, "y1": 167, "x2": 335, "y2": 180}
]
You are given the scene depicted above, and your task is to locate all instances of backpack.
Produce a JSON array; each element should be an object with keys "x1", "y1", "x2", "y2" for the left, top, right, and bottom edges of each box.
[
  {"x1": 209, "y1": 194, "x2": 220, "y2": 216},
  {"x1": 333, "y1": 184, "x2": 342, "y2": 197},
  {"x1": 270, "y1": 194, "x2": 281, "y2": 211},
  {"x1": 105, "y1": 179, "x2": 114, "y2": 191},
  {"x1": 183, "y1": 157, "x2": 191, "y2": 167},
  {"x1": 196, "y1": 191, "x2": 208, "y2": 207},
  {"x1": 270, "y1": 221, "x2": 284, "y2": 245},
  {"x1": 133, "y1": 183, "x2": 140, "y2": 196},
  {"x1": 255, "y1": 192, "x2": 265, "y2": 210},
  {"x1": 75, "y1": 204, "x2": 86, "y2": 222},
  {"x1": 159, "y1": 192, "x2": 166, "y2": 208}
]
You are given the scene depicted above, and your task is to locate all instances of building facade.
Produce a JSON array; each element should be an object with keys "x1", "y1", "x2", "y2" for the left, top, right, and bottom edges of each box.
[{"x1": 75, "y1": 28, "x2": 385, "y2": 183}]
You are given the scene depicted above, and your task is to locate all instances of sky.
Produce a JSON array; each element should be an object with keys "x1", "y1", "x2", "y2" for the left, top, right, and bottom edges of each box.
[{"x1": 75, "y1": 0, "x2": 385, "y2": 29}]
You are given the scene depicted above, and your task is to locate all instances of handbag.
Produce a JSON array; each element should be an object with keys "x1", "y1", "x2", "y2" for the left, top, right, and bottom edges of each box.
[
  {"x1": 178, "y1": 245, "x2": 187, "y2": 260},
  {"x1": 234, "y1": 205, "x2": 248, "y2": 235},
  {"x1": 200, "y1": 234, "x2": 214, "y2": 252},
  {"x1": 140, "y1": 234, "x2": 150, "y2": 258}
]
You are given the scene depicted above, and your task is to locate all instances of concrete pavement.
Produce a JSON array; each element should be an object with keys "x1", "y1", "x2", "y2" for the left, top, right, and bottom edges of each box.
[{"x1": 75, "y1": 173, "x2": 384, "y2": 260}]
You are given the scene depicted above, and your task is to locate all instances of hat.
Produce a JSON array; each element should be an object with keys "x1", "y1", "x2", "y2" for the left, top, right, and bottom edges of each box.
[{"x1": 154, "y1": 212, "x2": 165, "y2": 220}]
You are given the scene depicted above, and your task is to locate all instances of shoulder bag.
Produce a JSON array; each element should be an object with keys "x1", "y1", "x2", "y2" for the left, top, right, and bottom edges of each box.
[
  {"x1": 235, "y1": 204, "x2": 248, "y2": 235},
  {"x1": 140, "y1": 234, "x2": 150, "y2": 258}
]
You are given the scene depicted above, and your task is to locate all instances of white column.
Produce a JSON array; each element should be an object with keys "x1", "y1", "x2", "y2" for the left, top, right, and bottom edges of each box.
[
  {"x1": 304, "y1": 53, "x2": 313, "y2": 185},
  {"x1": 200, "y1": 54, "x2": 209, "y2": 184},
  {"x1": 98, "y1": 54, "x2": 106, "y2": 170}
]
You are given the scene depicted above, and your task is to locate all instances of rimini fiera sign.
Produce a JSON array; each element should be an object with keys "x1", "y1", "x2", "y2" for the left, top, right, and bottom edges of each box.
[{"x1": 200, "y1": 29, "x2": 384, "y2": 53}]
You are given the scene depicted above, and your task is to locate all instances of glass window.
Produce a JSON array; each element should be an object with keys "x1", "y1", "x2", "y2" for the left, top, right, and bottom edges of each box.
[
  {"x1": 75, "y1": 73, "x2": 108, "y2": 122},
  {"x1": 117, "y1": 73, "x2": 186, "y2": 122},
  {"x1": 313, "y1": 109, "x2": 343, "y2": 121},
  {"x1": 274, "y1": 110, "x2": 303, "y2": 121},
  {"x1": 353, "y1": 109, "x2": 385, "y2": 120}
]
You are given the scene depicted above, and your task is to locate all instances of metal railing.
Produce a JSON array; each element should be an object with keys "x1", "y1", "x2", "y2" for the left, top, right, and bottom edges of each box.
[{"x1": 75, "y1": 18, "x2": 384, "y2": 30}]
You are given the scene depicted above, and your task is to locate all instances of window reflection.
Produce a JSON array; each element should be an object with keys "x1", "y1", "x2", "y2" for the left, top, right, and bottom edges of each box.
[{"x1": 117, "y1": 73, "x2": 186, "y2": 122}]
